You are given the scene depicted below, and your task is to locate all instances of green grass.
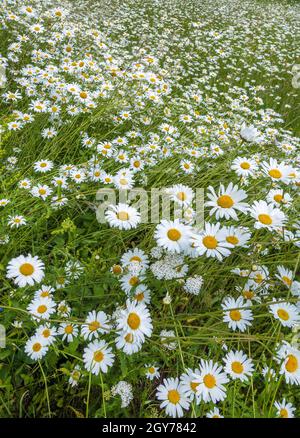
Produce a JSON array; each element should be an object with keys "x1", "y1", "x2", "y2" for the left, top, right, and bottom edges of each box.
[{"x1": 0, "y1": 0, "x2": 300, "y2": 418}]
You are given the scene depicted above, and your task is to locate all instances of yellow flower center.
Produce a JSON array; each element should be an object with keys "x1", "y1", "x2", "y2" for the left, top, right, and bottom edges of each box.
[
  {"x1": 217, "y1": 195, "x2": 234, "y2": 208},
  {"x1": 127, "y1": 312, "x2": 141, "y2": 330},
  {"x1": 226, "y1": 236, "x2": 239, "y2": 245},
  {"x1": 41, "y1": 291, "x2": 49, "y2": 297},
  {"x1": 119, "y1": 178, "x2": 128, "y2": 185},
  {"x1": 37, "y1": 305, "x2": 47, "y2": 314},
  {"x1": 274, "y1": 194, "x2": 283, "y2": 203},
  {"x1": 65, "y1": 325, "x2": 74, "y2": 334},
  {"x1": 254, "y1": 273, "x2": 263, "y2": 284},
  {"x1": 148, "y1": 367, "x2": 155, "y2": 374},
  {"x1": 285, "y1": 354, "x2": 298, "y2": 373},
  {"x1": 33, "y1": 343, "x2": 42, "y2": 352},
  {"x1": 43, "y1": 329, "x2": 50, "y2": 338},
  {"x1": 19, "y1": 263, "x2": 34, "y2": 276},
  {"x1": 202, "y1": 235, "x2": 218, "y2": 249},
  {"x1": 129, "y1": 276, "x2": 139, "y2": 286},
  {"x1": 282, "y1": 276, "x2": 292, "y2": 286},
  {"x1": 231, "y1": 361, "x2": 244, "y2": 374},
  {"x1": 135, "y1": 292, "x2": 144, "y2": 302},
  {"x1": 258, "y1": 214, "x2": 272, "y2": 225},
  {"x1": 243, "y1": 290, "x2": 254, "y2": 300},
  {"x1": 167, "y1": 228, "x2": 182, "y2": 241},
  {"x1": 240, "y1": 162, "x2": 250, "y2": 169},
  {"x1": 167, "y1": 389, "x2": 180, "y2": 404},
  {"x1": 280, "y1": 408, "x2": 288, "y2": 418},
  {"x1": 117, "y1": 211, "x2": 129, "y2": 221},
  {"x1": 39, "y1": 188, "x2": 46, "y2": 195},
  {"x1": 125, "y1": 333, "x2": 133, "y2": 343},
  {"x1": 203, "y1": 374, "x2": 216, "y2": 389},
  {"x1": 88, "y1": 321, "x2": 100, "y2": 332},
  {"x1": 268, "y1": 169, "x2": 282, "y2": 179},
  {"x1": 80, "y1": 91, "x2": 87, "y2": 99},
  {"x1": 176, "y1": 192, "x2": 186, "y2": 201},
  {"x1": 277, "y1": 309, "x2": 289, "y2": 321},
  {"x1": 190, "y1": 381, "x2": 199, "y2": 392},
  {"x1": 229, "y1": 309, "x2": 241, "y2": 321},
  {"x1": 93, "y1": 350, "x2": 104, "y2": 362},
  {"x1": 130, "y1": 256, "x2": 142, "y2": 263},
  {"x1": 112, "y1": 264, "x2": 122, "y2": 275}
]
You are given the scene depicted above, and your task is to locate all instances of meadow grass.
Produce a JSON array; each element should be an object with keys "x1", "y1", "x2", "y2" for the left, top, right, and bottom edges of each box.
[{"x1": 0, "y1": 0, "x2": 300, "y2": 418}]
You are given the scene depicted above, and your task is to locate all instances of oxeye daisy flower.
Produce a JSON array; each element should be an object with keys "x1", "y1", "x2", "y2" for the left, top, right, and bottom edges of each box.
[
  {"x1": 31, "y1": 184, "x2": 52, "y2": 200},
  {"x1": 0, "y1": 199, "x2": 10, "y2": 207},
  {"x1": 277, "y1": 344, "x2": 300, "y2": 385},
  {"x1": 274, "y1": 399, "x2": 296, "y2": 418},
  {"x1": 34, "y1": 285, "x2": 55, "y2": 299},
  {"x1": 156, "y1": 377, "x2": 190, "y2": 418},
  {"x1": 113, "y1": 169, "x2": 134, "y2": 190},
  {"x1": 116, "y1": 300, "x2": 153, "y2": 342},
  {"x1": 121, "y1": 248, "x2": 149, "y2": 272},
  {"x1": 206, "y1": 183, "x2": 248, "y2": 220},
  {"x1": 269, "y1": 300, "x2": 300, "y2": 328},
  {"x1": 130, "y1": 157, "x2": 144, "y2": 172},
  {"x1": 101, "y1": 172, "x2": 114, "y2": 184},
  {"x1": 8, "y1": 215, "x2": 27, "y2": 228},
  {"x1": 276, "y1": 266, "x2": 294, "y2": 288},
  {"x1": 115, "y1": 331, "x2": 143, "y2": 355},
  {"x1": 166, "y1": 184, "x2": 194, "y2": 207},
  {"x1": 267, "y1": 189, "x2": 292, "y2": 207},
  {"x1": 236, "y1": 280, "x2": 261, "y2": 305},
  {"x1": 52, "y1": 176, "x2": 68, "y2": 188},
  {"x1": 57, "y1": 300, "x2": 71, "y2": 316},
  {"x1": 206, "y1": 407, "x2": 224, "y2": 418},
  {"x1": 231, "y1": 156, "x2": 258, "y2": 177},
  {"x1": 223, "y1": 226, "x2": 251, "y2": 248},
  {"x1": 58, "y1": 322, "x2": 79, "y2": 342},
  {"x1": 145, "y1": 364, "x2": 160, "y2": 380},
  {"x1": 18, "y1": 179, "x2": 31, "y2": 189},
  {"x1": 33, "y1": 160, "x2": 53, "y2": 173},
  {"x1": 248, "y1": 200, "x2": 286, "y2": 230},
  {"x1": 88, "y1": 167, "x2": 102, "y2": 182},
  {"x1": 105, "y1": 203, "x2": 141, "y2": 230},
  {"x1": 249, "y1": 265, "x2": 270, "y2": 287},
  {"x1": 25, "y1": 335, "x2": 48, "y2": 360},
  {"x1": 36, "y1": 324, "x2": 57, "y2": 345},
  {"x1": 222, "y1": 296, "x2": 253, "y2": 332},
  {"x1": 119, "y1": 272, "x2": 145, "y2": 293},
  {"x1": 132, "y1": 284, "x2": 151, "y2": 304},
  {"x1": 155, "y1": 219, "x2": 192, "y2": 253},
  {"x1": 6, "y1": 254, "x2": 45, "y2": 287},
  {"x1": 191, "y1": 222, "x2": 233, "y2": 261},
  {"x1": 180, "y1": 368, "x2": 202, "y2": 404},
  {"x1": 69, "y1": 366, "x2": 81, "y2": 387},
  {"x1": 81, "y1": 310, "x2": 110, "y2": 340},
  {"x1": 27, "y1": 296, "x2": 56, "y2": 320},
  {"x1": 261, "y1": 158, "x2": 293, "y2": 184},
  {"x1": 223, "y1": 350, "x2": 254, "y2": 381},
  {"x1": 70, "y1": 168, "x2": 86, "y2": 183},
  {"x1": 180, "y1": 160, "x2": 194, "y2": 174},
  {"x1": 83, "y1": 339, "x2": 115, "y2": 375},
  {"x1": 192, "y1": 359, "x2": 229, "y2": 403}
]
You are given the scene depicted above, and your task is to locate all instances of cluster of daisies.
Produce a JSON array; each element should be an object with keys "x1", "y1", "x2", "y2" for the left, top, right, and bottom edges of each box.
[{"x1": 1, "y1": 0, "x2": 300, "y2": 418}]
